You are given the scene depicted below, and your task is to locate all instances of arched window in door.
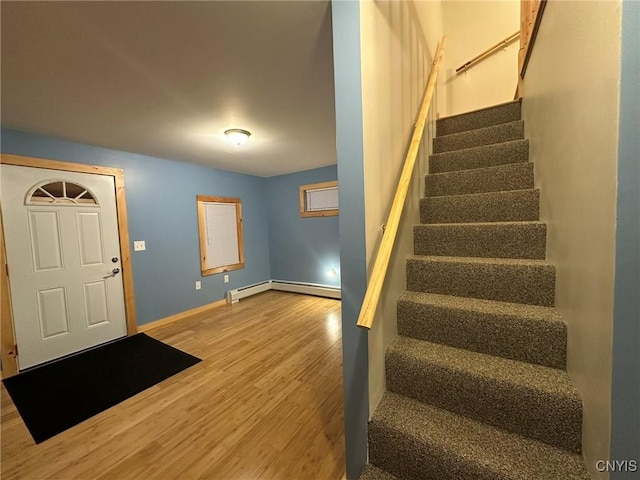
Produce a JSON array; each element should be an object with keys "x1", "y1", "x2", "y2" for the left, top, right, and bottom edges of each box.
[{"x1": 26, "y1": 180, "x2": 98, "y2": 206}]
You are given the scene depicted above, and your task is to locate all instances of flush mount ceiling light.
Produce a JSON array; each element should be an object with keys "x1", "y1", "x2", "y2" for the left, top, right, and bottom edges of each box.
[{"x1": 224, "y1": 128, "x2": 251, "y2": 146}]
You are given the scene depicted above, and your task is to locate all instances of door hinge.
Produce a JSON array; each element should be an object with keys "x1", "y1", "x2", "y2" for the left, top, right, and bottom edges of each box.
[
  {"x1": 9, "y1": 344, "x2": 18, "y2": 357},
  {"x1": 4, "y1": 263, "x2": 8, "y2": 276}
]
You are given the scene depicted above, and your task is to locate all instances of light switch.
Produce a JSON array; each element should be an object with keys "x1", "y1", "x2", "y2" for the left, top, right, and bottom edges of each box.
[
  {"x1": 195, "y1": 281, "x2": 202, "y2": 291},
  {"x1": 134, "y1": 241, "x2": 146, "y2": 251},
  {"x1": 224, "y1": 274, "x2": 229, "y2": 283}
]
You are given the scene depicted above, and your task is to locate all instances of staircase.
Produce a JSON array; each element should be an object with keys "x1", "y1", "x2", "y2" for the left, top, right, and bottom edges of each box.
[{"x1": 361, "y1": 100, "x2": 591, "y2": 480}]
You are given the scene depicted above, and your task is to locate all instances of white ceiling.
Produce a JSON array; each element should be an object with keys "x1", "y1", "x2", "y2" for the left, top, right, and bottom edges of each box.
[{"x1": 1, "y1": 1, "x2": 337, "y2": 177}]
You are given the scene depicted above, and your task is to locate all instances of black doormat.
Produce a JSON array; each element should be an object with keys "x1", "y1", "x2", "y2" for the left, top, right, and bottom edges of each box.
[{"x1": 2, "y1": 333, "x2": 201, "y2": 444}]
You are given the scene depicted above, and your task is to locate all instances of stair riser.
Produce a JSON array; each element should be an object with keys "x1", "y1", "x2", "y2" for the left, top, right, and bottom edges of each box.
[
  {"x1": 397, "y1": 299, "x2": 566, "y2": 368},
  {"x1": 429, "y1": 140, "x2": 529, "y2": 173},
  {"x1": 421, "y1": 189, "x2": 540, "y2": 224},
  {"x1": 436, "y1": 101, "x2": 522, "y2": 136},
  {"x1": 370, "y1": 423, "x2": 506, "y2": 480},
  {"x1": 430, "y1": 139, "x2": 529, "y2": 174},
  {"x1": 414, "y1": 223, "x2": 546, "y2": 259},
  {"x1": 406, "y1": 258, "x2": 555, "y2": 306},
  {"x1": 386, "y1": 352, "x2": 581, "y2": 452},
  {"x1": 433, "y1": 121, "x2": 524, "y2": 154},
  {"x1": 425, "y1": 162, "x2": 534, "y2": 197}
]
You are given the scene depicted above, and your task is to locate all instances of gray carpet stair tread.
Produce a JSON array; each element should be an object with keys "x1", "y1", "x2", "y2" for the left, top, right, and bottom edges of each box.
[
  {"x1": 420, "y1": 189, "x2": 539, "y2": 224},
  {"x1": 369, "y1": 392, "x2": 591, "y2": 480},
  {"x1": 360, "y1": 464, "x2": 398, "y2": 480},
  {"x1": 396, "y1": 291, "x2": 566, "y2": 368},
  {"x1": 413, "y1": 221, "x2": 546, "y2": 259},
  {"x1": 407, "y1": 254, "x2": 551, "y2": 266},
  {"x1": 429, "y1": 139, "x2": 529, "y2": 174},
  {"x1": 433, "y1": 120, "x2": 524, "y2": 154},
  {"x1": 398, "y1": 290, "x2": 562, "y2": 325},
  {"x1": 406, "y1": 255, "x2": 555, "y2": 306},
  {"x1": 387, "y1": 336, "x2": 579, "y2": 403},
  {"x1": 436, "y1": 99, "x2": 522, "y2": 136},
  {"x1": 425, "y1": 162, "x2": 534, "y2": 197},
  {"x1": 386, "y1": 337, "x2": 582, "y2": 451}
]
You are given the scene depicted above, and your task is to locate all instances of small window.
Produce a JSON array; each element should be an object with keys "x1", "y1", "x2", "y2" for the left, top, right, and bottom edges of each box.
[
  {"x1": 197, "y1": 195, "x2": 245, "y2": 276},
  {"x1": 299, "y1": 181, "x2": 338, "y2": 217},
  {"x1": 27, "y1": 180, "x2": 97, "y2": 206}
]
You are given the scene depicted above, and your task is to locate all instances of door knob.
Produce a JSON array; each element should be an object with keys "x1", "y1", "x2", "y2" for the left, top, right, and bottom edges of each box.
[
  {"x1": 112, "y1": 257, "x2": 119, "y2": 263},
  {"x1": 112, "y1": 268, "x2": 120, "y2": 275}
]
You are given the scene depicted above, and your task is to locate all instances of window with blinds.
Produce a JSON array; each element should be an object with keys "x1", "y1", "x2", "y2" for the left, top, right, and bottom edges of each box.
[
  {"x1": 299, "y1": 181, "x2": 339, "y2": 218},
  {"x1": 196, "y1": 195, "x2": 245, "y2": 276}
]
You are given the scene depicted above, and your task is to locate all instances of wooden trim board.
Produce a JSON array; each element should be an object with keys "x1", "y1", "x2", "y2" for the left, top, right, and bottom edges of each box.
[
  {"x1": 138, "y1": 299, "x2": 228, "y2": 332},
  {"x1": 0, "y1": 153, "x2": 137, "y2": 377},
  {"x1": 519, "y1": 0, "x2": 547, "y2": 78},
  {"x1": 0, "y1": 208, "x2": 18, "y2": 377}
]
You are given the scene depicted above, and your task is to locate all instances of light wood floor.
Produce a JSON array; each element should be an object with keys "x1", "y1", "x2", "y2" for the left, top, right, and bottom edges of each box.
[{"x1": 1, "y1": 291, "x2": 345, "y2": 479}]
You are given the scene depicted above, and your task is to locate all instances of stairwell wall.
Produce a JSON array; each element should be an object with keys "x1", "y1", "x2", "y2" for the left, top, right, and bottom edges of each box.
[
  {"x1": 520, "y1": 1, "x2": 622, "y2": 478},
  {"x1": 359, "y1": 0, "x2": 443, "y2": 415},
  {"x1": 441, "y1": 0, "x2": 520, "y2": 116}
]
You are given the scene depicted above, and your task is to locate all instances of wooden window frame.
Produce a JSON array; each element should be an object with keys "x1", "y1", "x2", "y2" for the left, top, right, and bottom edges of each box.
[
  {"x1": 197, "y1": 195, "x2": 245, "y2": 276},
  {"x1": 299, "y1": 180, "x2": 339, "y2": 218},
  {"x1": 0, "y1": 154, "x2": 138, "y2": 378}
]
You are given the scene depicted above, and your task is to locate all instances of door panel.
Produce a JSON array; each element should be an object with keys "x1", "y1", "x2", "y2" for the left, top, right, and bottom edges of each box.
[
  {"x1": 77, "y1": 212, "x2": 104, "y2": 266},
  {"x1": 83, "y1": 280, "x2": 110, "y2": 327},
  {"x1": 28, "y1": 210, "x2": 64, "y2": 271},
  {"x1": 1, "y1": 164, "x2": 127, "y2": 370},
  {"x1": 37, "y1": 286, "x2": 70, "y2": 338}
]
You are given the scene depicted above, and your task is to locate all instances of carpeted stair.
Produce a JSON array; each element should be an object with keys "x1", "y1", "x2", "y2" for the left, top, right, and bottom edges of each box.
[{"x1": 362, "y1": 100, "x2": 591, "y2": 480}]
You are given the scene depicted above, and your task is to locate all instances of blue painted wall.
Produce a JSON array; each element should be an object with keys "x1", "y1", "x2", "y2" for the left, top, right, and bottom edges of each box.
[
  {"x1": 1, "y1": 128, "x2": 271, "y2": 325},
  {"x1": 332, "y1": 2, "x2": 369, "y2": 478},
  {"x1": 610, "y1": 1, "x2": 640, "y2": 477},
  {"x1": 265, "y1": 165, "x2": 340, "y2": 287}
]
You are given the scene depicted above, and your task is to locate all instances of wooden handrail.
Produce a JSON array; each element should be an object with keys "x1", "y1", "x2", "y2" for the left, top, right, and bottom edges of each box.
[
  {"x1": 456, "y1": 31, "x2": 520, "y2": 73},
  {"x1": 356, "y1": 36, "x2": 446, "y2": 330}
]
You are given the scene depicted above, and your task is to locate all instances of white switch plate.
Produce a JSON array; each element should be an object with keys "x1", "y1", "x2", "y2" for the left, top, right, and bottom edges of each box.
[
  {"x1": 224, "y1": 274, "x2": 229, "y2": 283},
  {"x1": 134, "y1": 240, "x2": 146, "y2": 251},
  {"x1": 195, "y1": 281, "x2": 202, "y2": 290}
]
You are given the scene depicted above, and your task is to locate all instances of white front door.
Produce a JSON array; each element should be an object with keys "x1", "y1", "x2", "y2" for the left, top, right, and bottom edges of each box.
[{"x1": 1, "y1": 165, "x2": 127, "y2": 370}]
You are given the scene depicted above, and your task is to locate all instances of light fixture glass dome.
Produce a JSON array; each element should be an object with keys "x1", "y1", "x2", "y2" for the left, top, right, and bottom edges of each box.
[{"x1": 225, "y1": 128, "x2": 251, "y2": 146}]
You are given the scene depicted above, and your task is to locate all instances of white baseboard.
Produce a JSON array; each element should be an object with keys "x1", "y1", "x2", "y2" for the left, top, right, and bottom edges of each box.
[
  {"x1": 270, "y1": 280, "x2": 341, "y2": 299},
  {"x1": 227, "y1": 279, "x2": 341, "y2": 303}
]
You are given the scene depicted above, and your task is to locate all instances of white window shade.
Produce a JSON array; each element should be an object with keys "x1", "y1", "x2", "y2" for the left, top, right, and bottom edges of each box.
[
  {"x1": 197, "y1": 195, "x2": 245, "y2": 276},
  {"x1": 204, "y1": 203, "x2": 239, "y2": 269},
  {"x1": 306, "y1": 186, "x2": 339, "y2": 212}
]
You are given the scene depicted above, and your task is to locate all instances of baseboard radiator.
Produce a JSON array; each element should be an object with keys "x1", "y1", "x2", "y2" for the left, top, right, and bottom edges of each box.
[{"x1": 227, "y1": 279, "x2": 341, "y2": 303}]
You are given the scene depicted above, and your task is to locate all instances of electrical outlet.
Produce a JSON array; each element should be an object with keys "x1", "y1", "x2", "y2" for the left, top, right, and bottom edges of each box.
[
  {"x1": 134, "y1": 240, "x2": 146, "y2": 251},
  {"x1": 195, "y1": 281, "x2": 202, "y2": 290},
  {"x1": 224, "y1": 274, "x2": 229, "y2": 283}
]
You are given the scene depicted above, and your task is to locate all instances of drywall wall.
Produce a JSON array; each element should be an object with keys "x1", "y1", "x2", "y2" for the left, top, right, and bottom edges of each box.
[
  {"x1": 359, "y1": 0, "x2": 443, "y2": 416},
  {"x1": 521, "y1": 2, "x2": 622, "y2": 478},
  {"x1": 610, "y1": 1, "x2": 640, "y2": 477},
  {"x1": 1, "y1": 128, "x2": 271, "y2": 326},
  {"x1": 441, "y1": 0, "x2": 520, "y2": 116},
  {"x1": 265, "y1": 165, "x2": 340, "y2": 287},
  {"x1": 331, "y1": 2, "x2": 369, "y2": 478}
]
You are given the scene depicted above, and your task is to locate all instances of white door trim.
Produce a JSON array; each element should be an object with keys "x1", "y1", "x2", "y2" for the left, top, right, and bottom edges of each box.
[{"x1": 1, "y1": 154, "x2": 137, "y2": 377}]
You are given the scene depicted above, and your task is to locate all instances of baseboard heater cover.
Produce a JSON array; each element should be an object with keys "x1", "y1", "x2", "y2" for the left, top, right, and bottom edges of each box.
[
  {"x1": 226, "y1": 281, "x2": 272, "y2": 303},
  {"x1": 227, "y1": 279, "x2": 341, "y2": 303}
]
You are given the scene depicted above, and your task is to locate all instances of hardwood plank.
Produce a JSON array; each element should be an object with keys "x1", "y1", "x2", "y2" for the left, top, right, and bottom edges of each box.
[{"x1": 0, "y1": 291, "x2": 345, "y2": 479}]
